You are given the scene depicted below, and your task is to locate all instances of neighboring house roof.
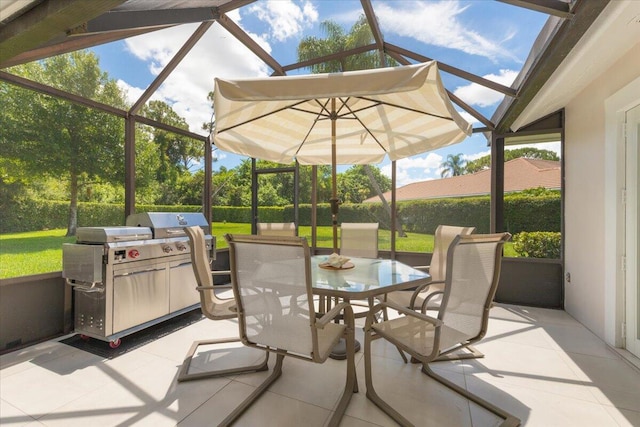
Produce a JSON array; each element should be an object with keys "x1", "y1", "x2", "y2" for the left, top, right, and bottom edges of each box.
[{"x1": 364, "y1": 158, "x2": 560, "y2": 203}]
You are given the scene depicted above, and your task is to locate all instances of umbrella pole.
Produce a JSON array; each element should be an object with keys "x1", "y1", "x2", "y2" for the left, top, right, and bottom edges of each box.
[{"x1": 330, "y1": 98, "x2": 339, "y2": 253}]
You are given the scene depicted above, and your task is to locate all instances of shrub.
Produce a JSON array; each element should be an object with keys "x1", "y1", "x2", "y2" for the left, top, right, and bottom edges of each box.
[{"x1": 512, "y1": 231, "x2": 561, "y2": 259}]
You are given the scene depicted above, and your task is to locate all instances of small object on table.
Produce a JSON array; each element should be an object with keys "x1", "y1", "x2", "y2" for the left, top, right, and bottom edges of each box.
[{"x1": 319, "y1": 252, "x2": 354, "y2": 270}]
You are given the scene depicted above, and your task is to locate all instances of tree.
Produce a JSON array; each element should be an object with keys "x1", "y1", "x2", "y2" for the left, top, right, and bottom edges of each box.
[
  {"x1": 0, "y1": 51, "x2": 127, "y2": 235},
  {"x1": 139, "y1": 101, "x2": 201, "y2": 180},
  {"x1": 297, "y1": 17, "x2": 386, "y2": 73},
  {"x1": 338, "y1": 165, "x2": 391, "y2": 203},
  {"x1": 464, "y1": 147, "x2": 559, "y2": 174},
  {"x1": 440, "y1": 153, "x2": 466, "y2": 178}
]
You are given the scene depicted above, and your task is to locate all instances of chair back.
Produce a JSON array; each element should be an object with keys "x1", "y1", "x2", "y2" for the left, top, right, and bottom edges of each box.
[
  {"x1": 226, "y1": 234, "x2": 318, "y2": 359},
  {"x1": 437, "y1": 233, "x2": 510, "y2": 351},
  {"x1": 184, "y1": 226, "x2": 224, "y2": 315},
  {"x1": 430, "y1": 225, "x2": 475, "y2": 282},
  {"x1": 257, "y1": 222, "x2": 297, "y2": 236},
  {"x1": 340, "y1": 222, "x2": 379, "y2": 258}
]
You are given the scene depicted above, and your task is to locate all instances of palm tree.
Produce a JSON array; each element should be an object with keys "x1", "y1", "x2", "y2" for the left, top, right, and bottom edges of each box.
[
  {"x1": 297, "y1": 16, "x2": 406, "y2": 235},
  {"x1": 440, "y1": 153, "x2": 466, "y2": 178}
]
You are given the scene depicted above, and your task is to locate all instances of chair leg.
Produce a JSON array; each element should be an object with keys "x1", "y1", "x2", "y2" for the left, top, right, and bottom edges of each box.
[
  {"x1": 421, "y1": 363, "x2": 521, "y2": 427},
  {"x1": 328, "y1": 326, "x2": 359, "y2": 427},
  {"x1": 364, "y1": 331, "x2": 415, "y2": 427},
  {"x1": 436, "y1": 344, "x2": 483, "y2": 361},
  {"x1": 409, "y1": 345, "x2": 483, "y2": 364},
  {"x1": 219, "y1": 353, "x2": 284, "y2": 427},
  {"x1": 396, "y1": 346, "x2": 409, "y2": 363},
  {"x1": 177, "y1": 337, "x2": 269, "y2": 382}
]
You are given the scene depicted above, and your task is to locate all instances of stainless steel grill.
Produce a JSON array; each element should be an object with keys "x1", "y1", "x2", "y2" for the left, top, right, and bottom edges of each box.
[{"x1": 62, "y1": 212, "x2": 214, "y2": 347}]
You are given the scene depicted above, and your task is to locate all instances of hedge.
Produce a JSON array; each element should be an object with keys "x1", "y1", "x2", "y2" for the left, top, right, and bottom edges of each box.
[
  {"x1": 0, "y1": 193, "x2": 561, "y2": 235},
  {"x1": 512, "y1": 231, "x2": 562, "y2": 258}
]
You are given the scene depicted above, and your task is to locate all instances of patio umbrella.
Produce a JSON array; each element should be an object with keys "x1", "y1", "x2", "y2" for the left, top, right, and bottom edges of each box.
[{"x1": 212, "y1": 61, "x2": 472, "y2": 251}]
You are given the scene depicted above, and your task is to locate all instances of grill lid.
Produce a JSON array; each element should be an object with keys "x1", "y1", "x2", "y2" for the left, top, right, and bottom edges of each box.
[
  {"x1": 76, "y1": 226, "x2": 152, "y2": 244},
  {"x1": 125, "y1": 212, "x2": 210, "y2": 239}
]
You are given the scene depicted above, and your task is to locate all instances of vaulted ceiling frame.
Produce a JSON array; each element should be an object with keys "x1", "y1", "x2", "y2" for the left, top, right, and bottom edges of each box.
[
  {"x1": 0, "y1": 69, "x2": 126, "y2": 117},
  {"x1": 81, "y1": 0, "x2": 255, "y2": 34},
  {"x1": 378, "y1": 47, "x2": 493, "y2": 131},
  {"x1": 0, "y1": 27, "x2": 161, "y2": 69},
  {"x1": 493, "y1": 0, "x2": 610, "y2": 133},
  {"x1": 0, "y1": 0, "x2": 126, "y2": 65},
  {"x1": 386, "y1": 42, "x2": 517, "y2": 98},
  {"x1": 76, "y1": 7, "x2": 220, "y2": 34},
  {"x1": 216, "y1": 12, "x2": 285, "y2": 76},
  {"x1": 280, "y1": 43, "x2": 377, "y2": 73},
  {"x1": 360, "y1": 0, "x2": 387, "y2": 66},
  {"x1": 0, "y1": 70, "x2": 205, "y2": 142},
  {"x1": 0, "y1": 0, "x2": 598, "y2": 137},
  {"x1": 497, "y1": 0, "x2": 574, "y2": 18},
  {"x1": 129, "y1": 21, "x2": 214, "y2": 114}
]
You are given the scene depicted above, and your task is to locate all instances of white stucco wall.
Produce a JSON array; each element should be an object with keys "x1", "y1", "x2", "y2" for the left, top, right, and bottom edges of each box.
[{"x1": 564, "y1": 42, "x2": 640, "y2": 341}]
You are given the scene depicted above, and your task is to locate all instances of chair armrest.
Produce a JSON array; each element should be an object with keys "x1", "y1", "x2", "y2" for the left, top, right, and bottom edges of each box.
[
  {"x1": 419, "y1": 291, "x2": 444, "y2": 313},
  {"x1": 316, "y1": 302, "x2": 354, "y2": 329},
  {"x1": 366, "y1": 301, "x2": 442, "y2": 330},
  {"x1": 212, "y1": 270, "x2": 231, "y2": 276},
  {"x1": 196, "y1": 283, "x2": 233, "y2": 291},
  {"x1": 408, "y1": 280, "x2": 444, "y2": 309}
]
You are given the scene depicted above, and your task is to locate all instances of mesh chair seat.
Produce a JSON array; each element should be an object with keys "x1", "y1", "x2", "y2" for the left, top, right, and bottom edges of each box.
[
  {"x1": 201, "y1": 298, "x2": 236, "y2": 318},
  {"x1": 250, "y1": 315, "x2": 346, "y2": 360},
  {"x1": 372, "y1": 315, "x2": 478, "y2": 358}
]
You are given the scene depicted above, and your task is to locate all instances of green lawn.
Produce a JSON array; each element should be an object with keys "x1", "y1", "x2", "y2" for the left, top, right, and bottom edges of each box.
[
  {"x1": 0, "y1": 229, "x2": 77, "y2": 279},
  {"x1": 0, "y1": 224, "x2": 516, "y2": 279}
]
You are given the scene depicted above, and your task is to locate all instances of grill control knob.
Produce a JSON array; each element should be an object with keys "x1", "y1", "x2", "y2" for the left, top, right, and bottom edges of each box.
[
  {"x1": 163, "y1": 246, "x2": 173, "y2": 254},
  {"x1": 176, "y1": 243, "x2": 187, "y2": 251},
  {"x1": 128, "y1": 249, "x2": 140, "y2": 259}
]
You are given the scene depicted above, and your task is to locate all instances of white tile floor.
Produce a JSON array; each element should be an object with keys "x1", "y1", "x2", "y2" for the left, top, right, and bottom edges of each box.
[{"x1": 1, "y1": 303, "x2": 639, "y2": 427}]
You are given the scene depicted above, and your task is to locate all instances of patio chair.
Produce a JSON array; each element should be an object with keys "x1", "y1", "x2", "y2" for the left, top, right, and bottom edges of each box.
[
  {"x1": 340, "y1": 222, "x2": 379, "y2": 258},
  {"x1": 338, "y1": 222, "x2": 380, "y2": 316},
  {"x1": 176, "y1": 226, "x2": 269, "y2": 382},
  {"x1": 384, "y1": 224, "x2": 475, "y2": 313},
  {"x1": 256, "y1": 221, "x2": 297, "y2": 236},
  {"x1": 364, "y1": 233, "x2": 520, "y2": 427},
  {"x1": 220, "y1": 234, "x2": 358, "y2": 427}
]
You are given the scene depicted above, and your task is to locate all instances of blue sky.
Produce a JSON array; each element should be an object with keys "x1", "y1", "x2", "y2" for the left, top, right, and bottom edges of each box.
[{"x1": 90, "y1": 0, "x2": 559, "y2": 186}]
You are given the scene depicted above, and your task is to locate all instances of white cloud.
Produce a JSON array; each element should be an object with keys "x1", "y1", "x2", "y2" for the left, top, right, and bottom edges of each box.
[
  {"x1": 118, "y1": 3, "x2": 321, "y2": 134},
  {"x1": 116, "y1": 79, "x2": 145, "y2": 105},
  {"x1": 380, "y1": 152, "x2": 444, "y2": 186},
  {"x1": 453, "y1": 69, "x2": 518, "y2": 107},
  {"x1": 376, "y1": 1, "x2": 518, "y2": 62},
  {"x1": 463, "y1": 149, "x2": 490, "y2": 162},
  {"x1": 249, "y1": 0, "x2": 318, "y2": 42},
  {"x1": 122, "y1": 20, "x2": 271, "y2": 133},
  {"x1": 458, "y1": 110, "x2": 479, "y2": 126}
]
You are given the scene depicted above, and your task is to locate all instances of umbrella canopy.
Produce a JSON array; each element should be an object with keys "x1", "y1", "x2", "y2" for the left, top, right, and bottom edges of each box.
[
  {"x1": 213, "y1": 61, "x2": 471, "y2": 165},
  {"x1": 212, "y1": 61, "x2": 472, "y2": 250}
]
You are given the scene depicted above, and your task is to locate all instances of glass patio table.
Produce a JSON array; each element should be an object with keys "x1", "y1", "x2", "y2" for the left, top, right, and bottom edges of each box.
[{"x1": 311, "y1": 255, "x2": 431, "y2": 359}]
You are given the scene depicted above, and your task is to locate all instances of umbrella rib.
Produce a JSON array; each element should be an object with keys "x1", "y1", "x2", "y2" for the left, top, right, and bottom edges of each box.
[
  {"x1": 358, "y1": 96, "x2": 455, "y2": 121},
  {"x1": 293, "y1": 98, "x2": 333, "y2": 157},
  {"x1": 216, "y1": 99, "x2": 327, "y2": 134},
  {"x1": 341, "y1": 101, "x2": 388, "y2": 153}
]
